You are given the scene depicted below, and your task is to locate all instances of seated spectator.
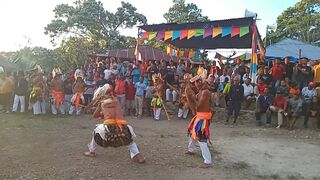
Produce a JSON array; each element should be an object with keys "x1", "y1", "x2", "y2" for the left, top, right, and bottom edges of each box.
[
  {"x1": 276, "y1": 80, "x2": 290, "y2": 96},
  {"x1": 288, "y1": 81, "x2": 300, "y2": 98},
  {"x1": 255, "y1": 88, "x2": 273, "y2": 127},
  {"x1": 242, "y1": 78, "x2": 255, "y2": 109},
  {"x1": 301, "y1": 82, "x2": 317, "y2": 128},
  {"x1": 254, "y1": 79, "x2": 268, "y2": 96},
  {"x1": 285, "y1": 93, "x2": 303, "y2": 130},
  {"x1": 269, "y1": 90, "x2": 287, "y2": 128}
]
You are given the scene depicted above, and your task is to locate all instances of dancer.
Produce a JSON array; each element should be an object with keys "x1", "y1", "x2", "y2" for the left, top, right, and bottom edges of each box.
[
  {"x1": 83, "y1": 84, "x2": 145, "y2": 164},
  {"x1": 69, "y1": 69, "x2": 86, "y2": 115},
  {"x1": 50, "y1": 68, "x2": 65, "y2": 115},
  {"x1": 185, "y1": 74, "x2": 213, "y2": 168},
  {"x1": 29, "y1": 65, "x2": 47, "y2": 115}
]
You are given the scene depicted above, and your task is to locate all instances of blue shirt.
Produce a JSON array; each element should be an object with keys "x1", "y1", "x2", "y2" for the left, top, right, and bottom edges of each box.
[
  {"x1": 131, "y1": 68, "x2": 141, "y2": 84},
  {"x1": 135, "y1": 82, "x2": 146, "y2": 96}
]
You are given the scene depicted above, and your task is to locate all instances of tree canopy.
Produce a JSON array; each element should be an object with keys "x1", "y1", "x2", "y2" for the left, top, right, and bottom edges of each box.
[
  {"x1": 45, "y1": 0, "x2": 147, "y2": 49},
  {"x1": 267, "y1": 0, "x2": 320, "y2": 46},
  {"x1": 163, "y1": 0, "x2": 209, "y2": 23}
]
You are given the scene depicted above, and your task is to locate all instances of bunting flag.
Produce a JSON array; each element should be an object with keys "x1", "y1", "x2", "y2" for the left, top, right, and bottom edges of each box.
[
  {"x1": 164, "y1": 31, "x2": 173, "y2": 41},
  {"x1": 188, "y1": 50, "x2": 195, "y2": 58},
  {"x1": 240, "y1": 26, "x2": 250, "y2": 37},
  {"x1": 194, "y1": 51, "x2": 200, "y2": 60},
  {"x1": 214, "y1": 52, "x2": 227, "y2": 60},
  {"x1": 222, "y1": 27, "x2": 232, "y2": 37},
  {"x1": 172, "y1": 30, "x2": 181, "y2": 40},
  {"x1": 180, "y1": 30, "x2": 188, "y2": 40},
  {"x1": 166, "y1": 46, "x2": 171, "y2": 54},
  {"x1": 251, "y1": 24, "x2": 258, "y2": 83},
  {"x1": 140, "y1": 25, "x2": 250, "y2": 40},
  {"x1": 203, "y1": 27, "x2": 213, "y2": 38},
  {"x1": 195, "y1": 29, "x2": 204, "y2": 37},
  {"x1": 178, "y1": 50, "x2": 184, "y2": 57},
  {"x1": 187, "y1": 29, "x2": 196, "y2": 39},
  {"x1": 212, "y1": 27, "x2": 222, "y2": 38},
  {"x1": 156, "y1": 31, "x2": 165, "y2": 41},
  {"x1": 231, "y1": 27, "x2": 240, "y2": 37},
  {"x1": 142, "y1": 32, "x2": 150, "y2": 40},
  {"x1": 148, "y1": 32, "x2": 157, "y2": 40}
]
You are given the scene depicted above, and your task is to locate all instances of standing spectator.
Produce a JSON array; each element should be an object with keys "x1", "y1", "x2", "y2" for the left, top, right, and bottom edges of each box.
[
  {"x1": 258, "y1": 67, "x2": 272, "y2": 85},
  {"x1": 125, "y1": 77, "x2": 135, "y2": 116},
  {"x1": 255, "y1": 79, "x2": 269, "y2": 96},
  {"x1": 237, "y1": 61, "x2": 246, "y2": 82},
  {"x1": 84, "y1": 72, "x2": 96, "y2": 105},
  {"x1": 12, "y1": 71, "x2": 28, "y2": 113},
  {"x1": 219, "y1": 69, "x2": 230, "y2": 84},
  {"x1": 222, "y1": 77, "x2": 231, "y2": 107},
  {"x1": 242, "y1": 78, "x2": 255, "y2": 109},
  {"x1": 271, "y1": 58, "x2": 285, "y2": 87},
  {"x1": 313, "y1": 60, "x2": 320, "y2": 83},
  {"x1": 295, "y1": 57, "x2": 312, "y2": 90},
  {"x1": 166, "y1": 61, "x2": 176, "y2": 83},
  {"x1": 134, "y1": 77, "x2": 146, "y2": 118},
  {"x1": 255, "y1": 88, "x2": 273, "y2": 127},
  {"x1": 225, "y1": 77, "x2": 244, "y2": 125},
  {"x1": 283, "y1": 57, "x2": 294, "y2": 81},
  {"x1": 96, "y1": 73, "x2": 108, "y2": 88},
  {"x1": 131, "y1": 64, "x2": 141, "y2": 84},
  {"x1": 286, "y1": 93, "x2": 303, "y2": 130},
  {"x1": 147, "y1": 62, "x2": 158, "y2": 80},
  {"x1": 114, "y1": 74, "x2": 127, "y2": 112},
  {"x1": 103, "y1": 64, "x2": 112, "y2": 80},
  {"x1": 301, "y1": 82, "x2": 317, "y2": 128},
  {"x1": 116, "y1": 59, "x2": 125, "y2": 75},
  {"x1": 145, "y1": 80, "x2": 154, "y2": 117},
  {"x1": 242, "y1": 67, "x2": 251, "y2": 82},
  {"x1": 269, "y1": 90, "x2": 287, "y2": 128},
  {"x1": 176, "y1": 60, "x2": 186, "y2": 78}
]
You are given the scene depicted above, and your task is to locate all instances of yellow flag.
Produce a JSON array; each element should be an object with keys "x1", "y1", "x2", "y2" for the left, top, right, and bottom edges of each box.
[
  {"x1": 212, "y1": 27, "x2": 222, "y2": 38},
  {"x1": 187, "y1": 29, "x2": 196, "y2": 39},
  {"x1": 164, "y1": 31, "x2": 173, "y2": 41}
]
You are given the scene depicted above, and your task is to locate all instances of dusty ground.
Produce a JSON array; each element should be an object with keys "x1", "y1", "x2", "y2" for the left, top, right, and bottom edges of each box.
[{"x1": 0, "y1": 109, "x2": 320, "y2": 180}]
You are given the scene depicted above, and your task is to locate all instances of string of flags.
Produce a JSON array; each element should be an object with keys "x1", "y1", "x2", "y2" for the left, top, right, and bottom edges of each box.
[
  {"x1": 141, "y1": 26, "x2": 250, "y2": 41},
  {"x1": 166, "y1": 46, "x2": 201, "y2": 60}
]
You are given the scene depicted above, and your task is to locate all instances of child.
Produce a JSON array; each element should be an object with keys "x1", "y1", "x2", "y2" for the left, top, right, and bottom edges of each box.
[
  {"x1": 222, "y1": 77, "x2": 231, "y2": 107},
  {"x1": 151, "y1": 91, "x2": 163, "y2": 121},
  {"x1": 145, "y1": 80, "x2": 154, "y2": 116},
  {"x1": 125, "y1": 77, "x2": 135, "y2": 116}
]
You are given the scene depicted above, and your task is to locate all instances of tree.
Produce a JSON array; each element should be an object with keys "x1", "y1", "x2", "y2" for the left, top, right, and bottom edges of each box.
[
  {"x1": 45, "y1": 0, "x2": 147, "y2": 48},
  {"x1": 267, "y1": 0, "x2": 320, "y2": 46},
  {"x1": 163, "y1": 0, "x2": 209, "y2": 23}
]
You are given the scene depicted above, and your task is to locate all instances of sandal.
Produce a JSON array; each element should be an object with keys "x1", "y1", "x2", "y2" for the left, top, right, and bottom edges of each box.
[
  {"x1": 83, "y1": 151, "x2": 96, "y2": 157},
  {"x1": 133, "y1": 153, "x2": 145, "y2": 164}
]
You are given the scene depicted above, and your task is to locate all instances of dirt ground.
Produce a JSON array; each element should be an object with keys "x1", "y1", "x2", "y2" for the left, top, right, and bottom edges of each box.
[{"x1": 1, "y1": 109, "x2": 320, "y2": 180}]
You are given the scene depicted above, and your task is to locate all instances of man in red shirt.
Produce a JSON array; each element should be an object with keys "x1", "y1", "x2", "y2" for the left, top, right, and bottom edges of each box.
[
  {"x1": 255, "y1": 79, "x2": 268, "y2": 96},
  {"x1": 271, "y1": 58, "x2": 285, "y2": 88},
  {"x1": 125, "y1": 78, "x2": 136, "y2": 116},
  {"x1": 269, "y1": 90, "x2": 287, "y2": 128}
]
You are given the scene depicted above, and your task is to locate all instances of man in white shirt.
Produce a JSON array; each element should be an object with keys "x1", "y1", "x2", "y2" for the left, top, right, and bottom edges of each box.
[
  {"x1": 242, "y1": 78, "x2": 255, "y2": 109},
  {"x1": 103, "y1": 64, "x2": 112, "y2": 80},
  {"x1": 219, "y1": 70, "x2": 230, "y2": 84}
]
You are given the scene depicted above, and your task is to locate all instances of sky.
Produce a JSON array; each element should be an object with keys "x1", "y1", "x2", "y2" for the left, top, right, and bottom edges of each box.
[{"x1": 0, "y1": 0, "x2": 300, "y2": 52}]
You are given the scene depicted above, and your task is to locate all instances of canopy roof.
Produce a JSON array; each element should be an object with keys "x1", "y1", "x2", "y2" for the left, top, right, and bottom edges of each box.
[
  {"x1": 138, "y1": 17, "x2": 260, "y2": 49},
  {"x1": 266, "y1": 38, "x2": 320, "y2": 60},
  {"x1": 96, "y1": 46, "x2": 177, "y2": 61}
]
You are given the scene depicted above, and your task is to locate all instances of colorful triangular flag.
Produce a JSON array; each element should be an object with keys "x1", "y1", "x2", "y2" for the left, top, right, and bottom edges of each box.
[
  {"x1": 212, "y1": 27, "x2": 222, "y2": 38},
  {"x1": 240, "y1": 26, "x2": 249, "y2": 37}
]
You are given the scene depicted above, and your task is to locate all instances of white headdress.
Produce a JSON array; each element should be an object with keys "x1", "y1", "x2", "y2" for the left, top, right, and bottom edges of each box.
[
  {"x1": 93, "y1": 84, "x2": 111, "y2": 101},
  {"x1": 0, "y1": 66, "x2": 4, "y2": 73},
  {"x1": 52, "y1": 68, "x2": 62, "y2": 78},
  {"x1": 74, "y1": 69, "x2": 84, "y2": 80}
]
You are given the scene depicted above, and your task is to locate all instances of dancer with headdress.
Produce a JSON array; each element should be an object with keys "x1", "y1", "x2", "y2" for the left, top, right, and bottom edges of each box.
[
  {"x1": 50, "y1": 68, "x2": 65, "y2": 115},
  {"x1": 69, "y1": 69, "x2": 86, "y2": 115},
  {"x1": 29, "y1": 65, "x2": 47, "y2": 115},
  {"x1": 83, "y1": 84, "x2": 145, "y2": 164},
  {"x1": 185, "y1": 74, "x2": 213, "y2": 168}
]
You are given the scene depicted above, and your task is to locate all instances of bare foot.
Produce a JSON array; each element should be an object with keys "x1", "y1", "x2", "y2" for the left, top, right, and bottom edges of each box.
[
  {"x1": 199, "y1": 163, "x2": 211, "y2": 168},
  {"x1": 185, "y1": 151, "x2": 195, "y2": 155},
  {"x1": 83, "y1": 151, "x2": 96, "y2": 157},
  {"x1": 133, "y1": 153, "x2": 145, "y2": 164}
]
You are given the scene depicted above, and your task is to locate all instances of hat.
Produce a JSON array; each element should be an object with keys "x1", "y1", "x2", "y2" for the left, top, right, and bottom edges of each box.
[{"x1": 308, "y1": 82, "x2": 316, "y2": 88}]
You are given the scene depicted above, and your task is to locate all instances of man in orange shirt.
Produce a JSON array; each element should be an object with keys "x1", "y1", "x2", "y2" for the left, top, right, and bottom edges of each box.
[
  {"x1": 313, "y1": 60, "x2": 320, "y2": 83},
  {"x1": 0, "y1": 66, "x2": 14, "y2": 113}
]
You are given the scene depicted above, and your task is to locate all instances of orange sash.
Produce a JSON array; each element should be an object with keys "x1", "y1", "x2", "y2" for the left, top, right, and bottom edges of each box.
[
  {"x1": 188, "y1": 112, "x2": 212, "y2": 140},
  {"x1": 52, "y1": 90, "x2": 64, "y2": 108}
]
